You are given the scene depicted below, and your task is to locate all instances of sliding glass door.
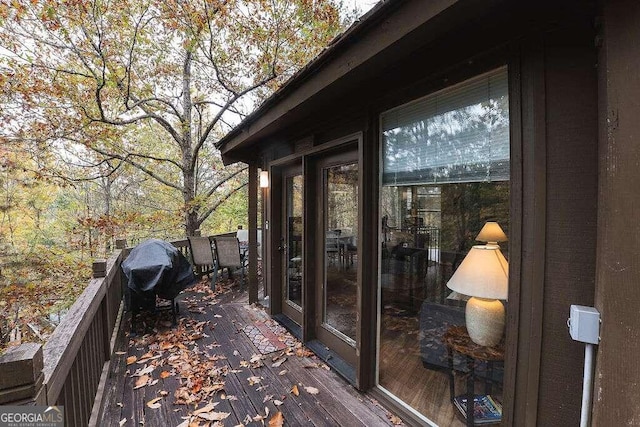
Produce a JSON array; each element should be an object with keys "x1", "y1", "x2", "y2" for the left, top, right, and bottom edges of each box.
[{"x1": 377, "y1": 68, "x2": 510, "y2": 425}]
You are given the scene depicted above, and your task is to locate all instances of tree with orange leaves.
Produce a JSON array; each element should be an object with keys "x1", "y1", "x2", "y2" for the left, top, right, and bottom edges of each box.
[{"x1": 0, "y1": 0, "x2": 343, "y2": 235}]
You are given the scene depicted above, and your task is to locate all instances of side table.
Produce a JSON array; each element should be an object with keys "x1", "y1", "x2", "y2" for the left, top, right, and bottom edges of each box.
[{"x1": 443, "y1": 326, "x2": 504, "y2": 426}]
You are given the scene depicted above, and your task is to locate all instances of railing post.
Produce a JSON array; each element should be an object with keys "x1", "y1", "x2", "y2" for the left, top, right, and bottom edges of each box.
[
  {"x1": 92, "y1": 260, "x2": 107, "y2": 279},
  {"x1": 0, "y1": 343, "x2": 46, "y2": 405}
]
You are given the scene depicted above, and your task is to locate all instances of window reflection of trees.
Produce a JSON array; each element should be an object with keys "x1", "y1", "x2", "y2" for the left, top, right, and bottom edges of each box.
[
  {"x1": 384, "y1": 97, "x2": 509, "y2": 184},
  {"x1": 327, "y1": 164, "x2": 358, "y2": 231}
]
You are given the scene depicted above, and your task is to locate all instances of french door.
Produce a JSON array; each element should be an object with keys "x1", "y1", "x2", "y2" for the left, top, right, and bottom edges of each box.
[
  {"x1": 281, "y1": 165, "x2": 303, "y2": 325},
  {"x1": 314, "y1": 149, "x2": 359, "y2": 366}
]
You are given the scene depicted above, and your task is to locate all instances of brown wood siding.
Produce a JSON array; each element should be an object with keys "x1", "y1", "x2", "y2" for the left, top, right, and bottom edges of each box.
[
  {"x1": 251, "y1": 4, "x2": 603, "y2": 425},
  {"x1": 537, "y1": 28, "x2": 599, "y2": 427},
  {"x1": 593, "y1": 1, "x2": 640, "y2": 425},
  {"x1": 513, "y1": 37, "x2": 547, "y2": 427}
]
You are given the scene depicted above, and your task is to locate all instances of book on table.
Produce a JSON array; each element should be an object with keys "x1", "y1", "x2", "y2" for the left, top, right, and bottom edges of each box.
[{"x1": 453, "y1": 394, "x2": 502, "y2": 424}]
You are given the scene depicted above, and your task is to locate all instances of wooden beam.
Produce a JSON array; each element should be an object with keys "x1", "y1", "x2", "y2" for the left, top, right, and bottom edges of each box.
[
  {"x1": 508, "y1": 37, "x2": 546, "y2": 427},
  {"x1": 593, "y1": 1, "x2": 640, "y2": 424},
  {"x1": 248, "y1": 163, "x2": 259, "y2": 304}
]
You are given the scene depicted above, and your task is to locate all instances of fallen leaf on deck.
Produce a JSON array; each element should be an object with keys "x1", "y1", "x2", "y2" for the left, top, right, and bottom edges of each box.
[
  {"x1": 126, "y1": 356, "x2": 137, "y2": 365},
  {"x1": 193, "y1": 402, "x2": 218, "y2": 415},
  {"x1": 116, "y1": 351, "x2": 127, "y2": 355},
  {"x1": 263, "y1": 394, "x2": 273, "y2": 403},
  {"x1": 273, "y1": 400, "x2": 283, "y2": 406},
  {"x1": 197, "y1": 412, "x2": 230, "y2": 421},
  {"x1": 133, "y1": 365, "x2": 154, "y2": 376},
  {"x1": 138, "y1": 351, "x2": 154, "y2": 360},
  {"x1": 233, "y1": 350, "x2": 240, "y2": 356},
  {"x1": 160, "y1": 341, "x2": 174, "y2": 351},
  {"x1": 271, "y1": 357, "x2": 286, "y2": 368},
  {"x1": 389, "y1": 414, "x2": 403, "y2": 425},
  {"x1": 136, "y1": 355, "x2": 161, "y2": 364},
  {"x1": 290, "y1": 384, "x2": 299, "y2": 396},
  {"x1": 247, "y1": 376, "x2": 262, "y2": 386},
  {"x1": 278, "y1": 370, "x2": 287, "y2": 376},
  {"x1": 214, "y1": 314, "x2": 222, "y2": 318},
  {"x1": 160, "y1": 371, "x2": 171, "y2": 379},
  {"x1": 119, "y1": 418, "x2": 127, "y2": 426},
  {"x1": 160, "y1": 390, "x2": 169, "y2": 396},
  {"x1": 146, "y1": 397, "x2": 163, "y2": 409},
  {"x1": 134, "y1": 375, "x2": 150, "y2": 389},
  {"x1": 304, "y1": 386, "x2": 319, "y2": 395},
  {"x1": 268, "y1": 411, "x2": 284, "y2": 427}
]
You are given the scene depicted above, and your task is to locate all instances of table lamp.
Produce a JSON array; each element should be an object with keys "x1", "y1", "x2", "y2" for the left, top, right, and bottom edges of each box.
[
  {"x1": 475, "y1": 221, "x2": 508, "y2": 246},
  {"x1": 445, "y1": 244, "x2": 508, "y2": 346}
]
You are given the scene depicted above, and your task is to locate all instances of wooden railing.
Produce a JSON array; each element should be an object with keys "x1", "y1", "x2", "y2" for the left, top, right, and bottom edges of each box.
[
  {"x1": 0, "y1": 232, "x2": 240, "y2": 426},
  {"x1": 44, "y1": 250, "x2": 125, "y2": 426}
]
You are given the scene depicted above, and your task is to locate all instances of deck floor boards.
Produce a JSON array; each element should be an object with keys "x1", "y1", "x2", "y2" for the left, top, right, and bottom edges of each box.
[{"x1": 100, "y1": 281, "x2": 397, "y2": 426}]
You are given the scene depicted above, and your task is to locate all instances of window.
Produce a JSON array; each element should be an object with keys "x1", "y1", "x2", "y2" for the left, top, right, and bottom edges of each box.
[{"x1": 377, "y1": 68, "x2": 509, "y2": 425}]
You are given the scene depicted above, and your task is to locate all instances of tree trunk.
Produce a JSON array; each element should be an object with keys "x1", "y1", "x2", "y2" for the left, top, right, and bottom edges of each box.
[{"x1": 181, "y1": 51, "x2": 199, "y2": 237}]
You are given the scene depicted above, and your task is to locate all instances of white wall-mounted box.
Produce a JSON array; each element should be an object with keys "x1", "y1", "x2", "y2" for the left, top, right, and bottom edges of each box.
[{"x1": 569, "y1": 305, "x2": 601, "y2": 344}]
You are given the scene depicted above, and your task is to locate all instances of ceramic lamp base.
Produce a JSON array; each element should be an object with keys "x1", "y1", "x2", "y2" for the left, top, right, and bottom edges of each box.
[{"x1": 466, "y1": 297, "x2": 505, "y2": 346}]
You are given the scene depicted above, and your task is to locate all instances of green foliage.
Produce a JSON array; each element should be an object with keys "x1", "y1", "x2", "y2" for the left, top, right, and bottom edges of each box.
[{"x1": 202, "y1": 187, "x2": 249, "y2": 234}]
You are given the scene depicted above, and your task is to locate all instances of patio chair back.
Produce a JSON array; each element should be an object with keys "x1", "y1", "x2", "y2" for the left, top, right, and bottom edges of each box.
[
  {"x1": 188, "y1": 236, "x2": 216, "y2": 271},
  {"x1": 213, "y1": 236, "x2": 246, "y2": 283}
]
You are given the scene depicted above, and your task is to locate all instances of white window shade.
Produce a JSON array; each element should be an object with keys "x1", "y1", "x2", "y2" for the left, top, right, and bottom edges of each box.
[{"x1": 382, "y1": 68, "x2": 509, "y2": 186}]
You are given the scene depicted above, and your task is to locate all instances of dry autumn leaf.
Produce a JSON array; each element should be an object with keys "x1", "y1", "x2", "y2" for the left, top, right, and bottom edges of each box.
[
  {"x1": 273, "y1": 400, "x2": 283, "y2": 406},
  {"x1": 268, "y1": 411, "x2": 284, "y2": 427},
  {"x1": 247, "y1": 376, "x2": 262, "y2": 386},
  {"x1": 271, "y1": 357, "x2": 286, "y2": 368},
  {"x1": 139, "y1": 351, "x2": 154, "y2": 360},
  {"x1": 304, "y1": 386, "x2": 319, "y2": 395},
  {"x1": 146, "y1": 397, "x2": 163, "y2": 409},
  {"x1": 160, "y1": 341, "x2": 174, "y2": 351},
  {"x1": 290, "y1": 384, "x2": 299, "y2": 396},
  {"x1": 193, "y1": 402, "x2": 218, "y2": 415},
  {"x1": 389, "y1": 414, "x2": 403, "y2": 425},
  {"x1": 197, "y1": 412, "x2": 230, "y2": 421},
  {"x1": 119, "y1": 418, "x2": 127, "y2": 426},
  {"x1": 160, "y1": 371, "x2": 171, "y2": 379},
  {"x1": 134, "y1": 375, "x2": 150, "y2": 390},
  {"x1": 126, "y1": 356, "x2": 137, "y2": 365}
]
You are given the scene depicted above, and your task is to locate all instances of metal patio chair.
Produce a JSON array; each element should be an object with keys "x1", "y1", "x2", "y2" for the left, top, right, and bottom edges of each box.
[
  {"x1": 187, "y1": 236, "x2": 218, "y2": 287},
  {"x1": 213, "y1": 236, "x2": 246, "y2": 284}
]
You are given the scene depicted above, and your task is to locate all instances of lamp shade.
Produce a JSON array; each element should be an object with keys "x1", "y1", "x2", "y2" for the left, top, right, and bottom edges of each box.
[
  {"x1": 446, "y1": 245, "x2": 508, "y2": 300},
  {"x1": 476, "y1": 221, "x2": 508, "y2": 244},
  {"x1": 259, "y1": 170, "x2": 269, "y2": 188}
]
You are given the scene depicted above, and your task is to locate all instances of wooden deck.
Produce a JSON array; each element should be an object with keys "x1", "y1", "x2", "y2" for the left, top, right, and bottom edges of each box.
[{"x1": 99, "y1": 279, "x2": 400, "y2": 426}]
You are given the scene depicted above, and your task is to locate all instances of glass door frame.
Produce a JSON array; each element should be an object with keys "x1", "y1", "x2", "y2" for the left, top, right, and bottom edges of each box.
[
  {"x1": 313, "y1": 147, "x2": 359, "y2": 367},
  {"x1": 281, "y1": 164, "x2": 303, "y2": 325}
]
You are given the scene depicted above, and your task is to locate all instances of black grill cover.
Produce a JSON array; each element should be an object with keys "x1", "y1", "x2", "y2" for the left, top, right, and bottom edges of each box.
[{"x1": 122, "y1": 239, "x2": 196, "y2": 302}]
